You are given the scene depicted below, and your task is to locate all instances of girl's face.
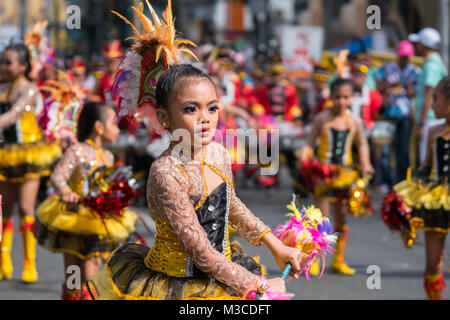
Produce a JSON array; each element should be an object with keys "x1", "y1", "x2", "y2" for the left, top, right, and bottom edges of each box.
[
  {"x1": 165, "y1": 77, "x2": 219, "y2": 148},
  {"x1": 98, "y1": 107, "x2": 120, "y2": 144},
  {"x1": 0, "y1": 50, "x2": 27, "y2": 82},
  {"x1": 432, "y1": 87, "x2": 450, "y2": 120},
  {"x1": 330, "y1": 84, "x2": 353, "y2": 113}
]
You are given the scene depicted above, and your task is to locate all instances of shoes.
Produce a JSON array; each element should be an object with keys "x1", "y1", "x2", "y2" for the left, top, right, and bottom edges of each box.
[
  {"x1": 21, "y1": 216, "x2": 38, "y2": 283},
  {"x1": 62, "y1": 285, "x2": 81, "y2": 300},
  {"x1": 424, "y1": 274, "x2": 448, "y2": 300},
  {"x1": 330, "y1": 225, "x2": 355, "y2": 276},
  {"x1": 0, "y1": 220, "x2": 14, "y2": 280}
]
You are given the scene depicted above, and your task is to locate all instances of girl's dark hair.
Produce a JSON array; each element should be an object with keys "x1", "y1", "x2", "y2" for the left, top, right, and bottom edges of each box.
[
  {"x1": 4, "y1": 43, "x2": 32, "y2": 80},
  {"x1": 155, "y1": 64, "x2": 217, "y2": 109},
  {"x1": 436, "y1": 76, "x2": 450, "y2": 99},
  {"x1": 77, "y1": 101, "x2": 115, "y2": 142},
  {"x1": 330, "y1": 78, "x2": 354, "y2": 94}
]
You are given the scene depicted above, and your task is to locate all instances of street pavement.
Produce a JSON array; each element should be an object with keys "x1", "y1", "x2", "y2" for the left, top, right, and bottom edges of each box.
[{"x1": 0, "y1": 167, "x2": 449, "y2": 300}]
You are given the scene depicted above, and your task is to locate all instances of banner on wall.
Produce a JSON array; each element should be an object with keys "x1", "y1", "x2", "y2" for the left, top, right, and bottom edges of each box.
[{"x1": 278, "y1": 25, "x2": 324, "y2": 78}]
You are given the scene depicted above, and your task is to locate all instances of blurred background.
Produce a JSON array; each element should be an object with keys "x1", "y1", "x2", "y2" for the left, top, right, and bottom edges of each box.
[{"x1": 1, "y1": 0, "x2": 449, "y2": 71}]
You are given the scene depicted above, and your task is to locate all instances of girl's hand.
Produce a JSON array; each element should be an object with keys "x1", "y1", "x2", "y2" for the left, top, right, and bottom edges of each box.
[
  {"x1": 273, "y1": 245, "x2": 306, "y2": 280},
  {"x1": 361, "y1": 162, "x2": 375, "y2": 177},
  {"x1": 62, "y1": 192, "x2": 79, "y2": 204},
  {"x1": 262, "y1": 232, "x2": 307, "y2": 280},
  {"x1": 266, "y1": 277, "x2": 286, "y2": 294}
]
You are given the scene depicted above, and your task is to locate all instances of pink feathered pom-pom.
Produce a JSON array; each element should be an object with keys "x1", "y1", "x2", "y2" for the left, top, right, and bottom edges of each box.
[{"x1": 246, "y1": 278, "x2": 291, "y2": 300}]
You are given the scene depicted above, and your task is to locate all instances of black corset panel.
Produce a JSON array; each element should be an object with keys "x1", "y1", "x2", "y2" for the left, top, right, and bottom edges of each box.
[
  {"x1": 436, "y1": 137, "x2": 450, "y2": 179},
  {"x1": 0, "y1": 102, "x2": 18, "y2": 143},
  {"x1": 330, "y1": 128, "x2": 349, "y2": 165},
  {"x1": 192, "y1": 182, "x2": 229, "y2": 277}
]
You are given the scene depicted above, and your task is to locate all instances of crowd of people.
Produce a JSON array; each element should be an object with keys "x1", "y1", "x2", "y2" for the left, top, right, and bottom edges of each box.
[{"x1": 0, "y1": 0, "x2": 448, "y2": 301}]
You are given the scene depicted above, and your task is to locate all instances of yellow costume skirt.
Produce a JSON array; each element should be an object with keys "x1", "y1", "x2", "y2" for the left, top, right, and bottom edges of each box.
[
  {"x1": 86, "y1": 242, "x2": 263, "y2": 300},
  {"x1": 0, "y1": 141, "x2": 61, "y2": 183},
  {"x1": 394, "y1": 178, "x2": 449, "y2": 234},
  {"x1": 35, "y1": 195, "x2": 139, "y2": 260},
  {"x1": 314, "y1": 166, "x2": 359, "y2": 200}
]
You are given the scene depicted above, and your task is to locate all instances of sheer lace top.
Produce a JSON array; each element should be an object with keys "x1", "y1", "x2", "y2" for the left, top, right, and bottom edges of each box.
[
  {"x1": 0, "y1": 78, "x2": 40, "y2": 131},
  {"x1": 146, "y1": 141, "x2": 271, "y2": 295},
  {"x1": 50, "y1": 142, "x2": 114, "y2": 196}
]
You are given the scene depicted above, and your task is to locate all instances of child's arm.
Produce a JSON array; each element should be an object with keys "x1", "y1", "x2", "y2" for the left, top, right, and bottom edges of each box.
[
  {"x1": 148, "y1": 157, "x2": 264, "y2": 296},
  {"x1": 419, "y1": 124, "x2": 442, "y2": 171},
  {"x1": 50, "y1": 144, "x2": 80, "y2": 202},
  {"x1": 352, "y1": 114, "x2": 374, "y2": 176},
  {"x1": 300, "y1": 112, "x2": 324, "y2": 160}
]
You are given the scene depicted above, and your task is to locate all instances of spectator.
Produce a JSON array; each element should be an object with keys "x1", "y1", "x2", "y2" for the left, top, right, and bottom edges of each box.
[
  {"x1": 409, "y1": 28, "x2": 448, "y2": 164},
  {"x1": 376, "y1": 40, "x2": 421, "y2": 185}
]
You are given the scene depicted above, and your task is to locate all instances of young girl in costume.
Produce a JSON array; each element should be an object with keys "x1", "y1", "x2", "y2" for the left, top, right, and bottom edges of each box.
[
  {"x1": 386, "y1": 77, "x2": 450, "y2": 299},
  {"x1": 0, "y1": 43, "x2": 61, "y2": 283},
  {"x1": 87, "y1": 63, "x2": 308, "y2": 300},
  {"x1": 299, "y1": 78, "x2": 374, "y2": 276},
  {"x1": 35, "y1": 101, "x2": 138, "y2": 300},
  {"x1": 86, "y1": 1, "x2": 307, "y2": 299}
]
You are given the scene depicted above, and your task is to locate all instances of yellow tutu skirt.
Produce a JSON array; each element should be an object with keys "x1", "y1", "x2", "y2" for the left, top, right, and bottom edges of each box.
[
  {"x1": 86, "y1": 242, "x2": 263, "y2": 300},
  {"x1": 315, "y1": 167, "x2": 359, "y2": 200},
  {"x1": 394, "y1": 178, "x2": 449, "y2": 234},
  {"x1": 35, "y1": 195, "x2": 139, "y2": 260},
  {"x1": 0, "y1": 141, "x2": 61, "y2": 182}
]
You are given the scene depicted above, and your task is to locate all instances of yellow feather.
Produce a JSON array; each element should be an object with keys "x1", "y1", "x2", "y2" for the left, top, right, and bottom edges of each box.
[
  {"x1": 155, "y1": 45, "x2": 164, "y2": 63},
  {"x1": 162, "y1": 47, "x2": 173, "y2": 63},
  {"x1": 145, "y1": 0, "x2": 162, "y2": 27},
  {"x1": 131, "y1": 6, "x2": 155, "y2": 34},
  {"x1": 174, "y1": 39, "x2": 197, "y2": 47},
  {"x1": 111, "y1": 10, "x2": 142, "y2": 39},
  {"x1": 179, "y1": 48, "x2": 198, "y2": 61}
]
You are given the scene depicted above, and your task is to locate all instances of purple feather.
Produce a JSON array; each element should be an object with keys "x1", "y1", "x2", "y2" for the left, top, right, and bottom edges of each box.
[{"x1": 112, "y1": 70, "x2": 130, "y2": 99}]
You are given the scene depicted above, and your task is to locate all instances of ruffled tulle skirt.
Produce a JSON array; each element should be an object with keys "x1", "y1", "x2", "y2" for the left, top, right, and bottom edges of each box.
[
  {"x1": 0, "y1": 141, "x2": 61, "y2": 182},
  {"x1": 296, "y1": 165, "x2": 359, "y2": 200},
  {"x1": 394, "y1": 178, "x2": 449, "y2": 234},
  {"x1": 86, "y1": 242, "x2": 263, "y2": 300},
  {"x1": 35, "y1": 195, "x2": 139, "y2": 259}
]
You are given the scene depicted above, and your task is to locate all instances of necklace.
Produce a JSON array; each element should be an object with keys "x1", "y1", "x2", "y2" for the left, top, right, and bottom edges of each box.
[
  {"x1": 86, "y1": 139, "x2": 109, "y2": 167},
  {"x1": 170, "y1": 140, "x2": 234, "y2": 210}
]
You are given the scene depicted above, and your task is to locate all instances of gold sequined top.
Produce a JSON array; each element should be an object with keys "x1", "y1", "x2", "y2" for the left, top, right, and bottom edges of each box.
[
  {"x1": 0, "y1": 77, "x2": 42, "y2": 144},
  {"x1": 50, "y1": 141, "x2": 114, "y2": 197},
  {"x1": 145, "y1": 141, "x2": 271, "y2": 295}
]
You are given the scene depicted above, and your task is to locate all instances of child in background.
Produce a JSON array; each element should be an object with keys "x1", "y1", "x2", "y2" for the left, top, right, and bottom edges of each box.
[
  {"x1": 392, "y1": 77, "x2": 450, "y2": 299},
  {"x1": 300, "y1": 78, "x2": 374, "y2": 275},
  {"x1": 34, "y1": 101, "x2": 138, "y2": 300}
]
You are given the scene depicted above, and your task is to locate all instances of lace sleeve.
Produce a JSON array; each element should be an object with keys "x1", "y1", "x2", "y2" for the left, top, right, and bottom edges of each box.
[
  {"x1": 50, "y1": 144, "x2": 80, "y2": 196},
  {"x1": 213, "y1": 143, "x2": 271, "y2": 246},
  {"x1": 147, "y1": 157, "x2": 260, "y2": 295},
  {"x1": 0, "y1": 80, "x2": 38, "y2": 130}
]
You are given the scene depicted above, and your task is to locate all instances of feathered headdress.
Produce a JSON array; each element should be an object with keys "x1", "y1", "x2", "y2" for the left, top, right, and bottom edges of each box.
[
  {"x1": 39, "y1": 70, "x2": 85, "y2": 140},
  {"x1": 111, "y1": 0, "x2": 197, "y2": 134}
]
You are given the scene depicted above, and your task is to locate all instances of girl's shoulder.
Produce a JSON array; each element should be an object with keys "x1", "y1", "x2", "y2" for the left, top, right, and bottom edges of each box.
[
  {"x1": 64, "y1": 142, "x2": 86, "y2": 155},
  {"x1": 429, "y1": 123, "x2": 449, "y2": 142},
  {"x1": 13, "y1": 78, "x2": 38, "y2": 96},
  {"x1": 346, "y1": 110, "x2": 363, "y2": 127}
]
